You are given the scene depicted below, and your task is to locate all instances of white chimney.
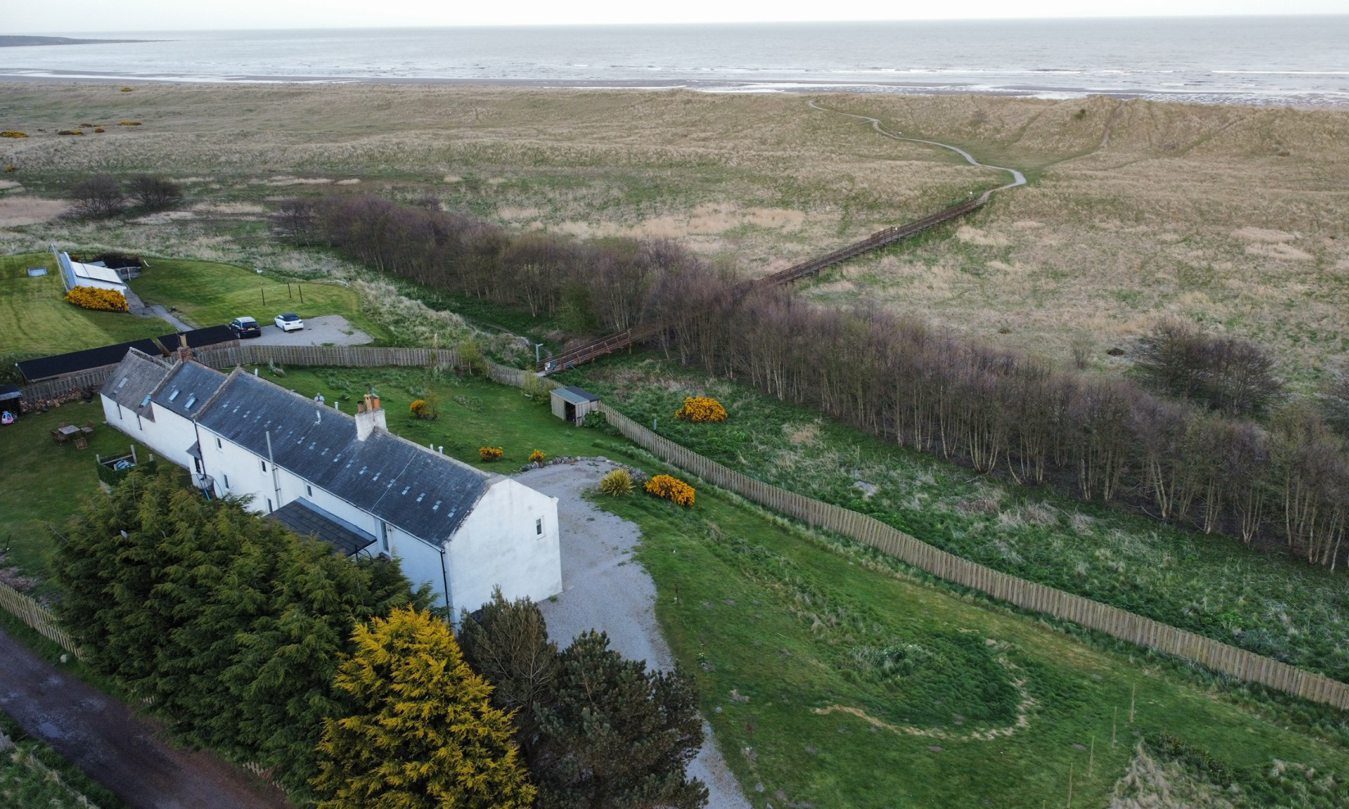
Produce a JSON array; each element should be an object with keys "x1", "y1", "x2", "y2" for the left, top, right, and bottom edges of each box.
[{"x1": 355, "y1": 392, "x2": 386, "y2": 441}]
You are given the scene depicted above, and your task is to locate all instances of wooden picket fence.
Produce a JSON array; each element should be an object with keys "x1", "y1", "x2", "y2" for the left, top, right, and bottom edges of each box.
[
  {"x1": 595, "y1": 403, "x2": 1349, "y2": 711},
  {"x1": 14, "y1": 342, "x2": 1349, "y2": 710},
  {"x1": 0, "y1": 580, "x2": 79, "y2": 657}
]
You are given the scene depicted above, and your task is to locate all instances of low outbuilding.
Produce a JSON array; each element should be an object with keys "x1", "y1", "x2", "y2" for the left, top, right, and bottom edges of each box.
[{"x1": 550, "y1": 385, "x2": 600, "y2": 426}]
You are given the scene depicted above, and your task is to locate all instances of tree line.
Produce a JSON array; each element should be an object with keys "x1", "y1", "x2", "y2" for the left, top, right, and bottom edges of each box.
[
  {"x1": 284, "y1": 193, "x2": 1348, "y2": 571},
  {"x1": 56, "y1": 471, "x2": 707, "y2": 807}
]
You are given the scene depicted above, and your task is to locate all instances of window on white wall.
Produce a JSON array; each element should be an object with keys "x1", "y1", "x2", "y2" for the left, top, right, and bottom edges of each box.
[
  {"x1": 535, "y1": 517, "x2": 543, "y2": 536},
  {"x1": 223, "y1": 474, "x2": 230, "y2": 489},
  {"x1": 266, "y1": 498, "x2": 273, "y2": 513},
  {"x1": 261, "y1": 460, "x2": 268, "y2": 472},
  {"x1": 306, "y1": 484, "x2": 313, "y2": 497},
  {"x1": 216, "y1": 437, "x2": 222, "y2": 449}
]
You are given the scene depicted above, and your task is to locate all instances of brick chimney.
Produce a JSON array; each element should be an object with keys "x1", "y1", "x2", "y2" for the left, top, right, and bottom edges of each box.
[
  {"x1": 355, "y1": 392, "x2": 386, "y2": 441},
  {"x1": 177, "y1": 334, "x2": 192, "y2": 363}
]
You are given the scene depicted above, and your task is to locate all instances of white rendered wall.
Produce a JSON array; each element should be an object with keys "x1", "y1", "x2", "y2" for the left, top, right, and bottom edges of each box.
[
  {"x1": 101, "y1": 396, "x2": 198, "y2": 470},
  {"x1": 142, "y1": 404, "x2": 200, "y2": 470},
  {"x1": 447, "y1": 477, "x2": 562, "y2": 614}
]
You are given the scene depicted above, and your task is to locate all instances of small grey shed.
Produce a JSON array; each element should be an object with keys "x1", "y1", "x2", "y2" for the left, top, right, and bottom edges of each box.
[{"x1": 551, "y1": 385, "x2": 600, "y2": 426}]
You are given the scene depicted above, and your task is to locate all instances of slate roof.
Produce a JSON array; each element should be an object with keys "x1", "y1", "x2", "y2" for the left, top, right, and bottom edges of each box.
[
  {"x1": 553, "y1": 385, "x2": 600, "y2": 405},
  {"x1": 196, "y1": 370, "x2": 489, "y2": 544},
  {"x1": 151, "y1": 361, "x2": 226, "y2": 419},
  {"x1": 269, "y1": 499, "x2": 376, "y2": 557},
  {"x1": 100, "y1": 348, "x2": 172, "y2": 418}
]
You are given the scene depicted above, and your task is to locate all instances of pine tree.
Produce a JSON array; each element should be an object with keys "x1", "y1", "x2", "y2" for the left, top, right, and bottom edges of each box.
[
  {"x1": 532, "y1": 631, "x2": 707, "y2": 809},
  {"x1": 313, "y1": 607, "x2": 536, "y2": 809}
]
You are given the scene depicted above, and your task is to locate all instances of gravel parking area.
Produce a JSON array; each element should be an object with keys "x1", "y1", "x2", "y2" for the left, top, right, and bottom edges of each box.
[
  {"x1": 517, "y1": 459, "x2": 752, "y2": 809},
  {"x1": 251, "y1": 315, "x2": 372, "y2": 346}
]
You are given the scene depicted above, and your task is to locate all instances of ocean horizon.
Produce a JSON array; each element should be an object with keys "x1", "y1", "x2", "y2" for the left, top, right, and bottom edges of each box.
[{"x1": 3, "y1": 17, "x2": 1349, "y2": 105}]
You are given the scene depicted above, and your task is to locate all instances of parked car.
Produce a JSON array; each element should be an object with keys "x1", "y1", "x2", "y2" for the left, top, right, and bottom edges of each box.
[
  {"x1": 274, "y1": 312, "x2": 304, "y2": 332},
  {"x1": 228, "y1": 316, "x2": 261, "y2": 338}
]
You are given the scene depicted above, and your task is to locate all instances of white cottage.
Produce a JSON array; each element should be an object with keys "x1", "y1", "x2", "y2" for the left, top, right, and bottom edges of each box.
[{"x1": 100, "y1": 348, "x2": 563, "y2": 616}]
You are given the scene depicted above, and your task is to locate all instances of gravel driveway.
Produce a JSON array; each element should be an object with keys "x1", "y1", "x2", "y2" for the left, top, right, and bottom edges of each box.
[
  {"x1": 250, "y1": 315, "x2": 372, "y2": 346},
  {"x1": 518, "y1": 460, "x2": 752, "y2": 809}
]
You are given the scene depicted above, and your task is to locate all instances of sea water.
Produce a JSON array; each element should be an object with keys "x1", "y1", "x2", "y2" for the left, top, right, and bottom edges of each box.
[{"x1": 3, "y1": 16, "x2": 1347, "y2": 105}]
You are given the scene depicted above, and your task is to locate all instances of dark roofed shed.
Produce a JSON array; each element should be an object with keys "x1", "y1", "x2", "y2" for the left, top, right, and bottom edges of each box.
[{"x1": 551, "y1": 385, "x2": 600, "y2": 426}]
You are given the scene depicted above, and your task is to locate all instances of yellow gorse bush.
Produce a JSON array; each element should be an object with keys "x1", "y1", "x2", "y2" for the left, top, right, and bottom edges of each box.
[
  {"x1": 479, "y1": 446, "x2": 504, "y2": 461},
  {"x1": 675, "y1": 396, "x2": 728, "y2": 423},
  {"x1": 529, "y1": 449, "x2": 546, "y2": 464},
  {"x1": 0, "y1": 131, "x2": 28, "y2": 139},
  {"x1": 644, "y1": 474, "x2": 695, "y2": 507},
  {"x1": 65, "y1": 286, "x2": 129, "y2": 312},
  {"x1": 409, "y1": 398, "x2": 435, "y2": 419}
]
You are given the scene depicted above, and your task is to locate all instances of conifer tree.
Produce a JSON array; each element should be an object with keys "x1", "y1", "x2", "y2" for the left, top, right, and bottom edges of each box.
[
  {"x1": 532, "y1": 631, "x2": 707, "y2": 809},
  {"x1": 313, "y1": 607, "x2": 536, "y2": 809},
  {"x1": 458, "y1": 588, "x2": 558, "y2": 742}
]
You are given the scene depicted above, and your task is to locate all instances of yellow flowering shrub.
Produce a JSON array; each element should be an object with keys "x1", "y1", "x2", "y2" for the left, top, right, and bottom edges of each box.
[
  {"x1": 644, "y1": 474, "x2": 695, "y2": 508},
  {"x1": 0, "y1": 131, "x2": 28, "y2": 139},
  {"x1": 409, "y1": 398, "x2": 436, "y2": 420},
  {"x1": 479, "y1": 446, "x2": 504, "y2": 462},
  {"x1": 529, "y1": 449, "x2": 546, "y2": 464},
  {"x1": 65, "y1": 286, "x2": 129, "y2": 312},
  {"x1": 675, "y1": 396, "x2": 728, "y2": 423}
]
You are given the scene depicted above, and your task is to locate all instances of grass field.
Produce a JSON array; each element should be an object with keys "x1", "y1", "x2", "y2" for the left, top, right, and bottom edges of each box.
[
  {"x1": 131, "y1": 256, "x2": 390, "y2": 341},
  {"x1": 3, "y1": 363, "x2": 1347, "y2": 807},
  {"x1": 561, "y1": 355, "x2": 1349, "y2": 683},
  {"x1": 0, "y1": 252, "x2": 168, "y2": 361},
  {"x1": 3, "y1": 82, "x2": 1347, "y2": 386}
]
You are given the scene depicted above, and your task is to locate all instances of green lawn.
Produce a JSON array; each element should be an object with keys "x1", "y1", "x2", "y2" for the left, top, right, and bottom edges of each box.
[
  {"x1": 131, "y1": 257, "x2": 390, "y2": 343},
  {"x1": 265, "y1": 366, "x2": 603, "y2": 470},
  {"x1": 603, "y1": 484, "x2": 1349, "y2": 809},
  {"x1": 0, "y1": 401, "x2": 154, "y2": 597},
  {"x1": 0, "y1": 253, "x2": 169, "y2": 360},
  {"x1": 561, "y1": 355, "x2": 1349, "y2": 684}
]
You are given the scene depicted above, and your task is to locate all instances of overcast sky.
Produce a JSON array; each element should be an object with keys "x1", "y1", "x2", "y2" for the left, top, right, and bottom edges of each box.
[{"x1": 10, "y1": 0, "x2": 1346, "y2": 34}]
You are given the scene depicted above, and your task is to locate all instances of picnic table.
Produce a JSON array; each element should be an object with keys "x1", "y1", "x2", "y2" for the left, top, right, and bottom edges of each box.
[{"x1": 52, "y1": 423, "x2": 94, "y2": 448}]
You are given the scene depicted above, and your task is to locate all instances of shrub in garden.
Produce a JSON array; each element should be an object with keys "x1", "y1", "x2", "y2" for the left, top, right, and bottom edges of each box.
[
  {"x1": 645, "y1": 474, "x2": 695, "y2": 507},
  {"x1": 0, "y1": 131, "x2": 27, "y2": 138},
  {"x1": 65, "y1": 286, "x2": 129, "y2": 312},
  {"x1": 479, "y1": 446, "x2": 504, "y2": 462},
  {"x1": 675, "y1": 396, "x2": 727, "y2": 423},
  {"x1": 529, "y1": 449, "x2": 546, "y2": 465},
  {"x1": 409, "y1": 398, "x2": 437, "y2": 420},
  {"x1": 598, "y1": 468, "x2": 634, "y2": 497}
]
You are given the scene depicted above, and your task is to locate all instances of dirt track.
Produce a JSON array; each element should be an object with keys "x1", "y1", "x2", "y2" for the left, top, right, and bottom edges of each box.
[{"x1": 0, "y1": 628, "x2": 291, "y2": 809}]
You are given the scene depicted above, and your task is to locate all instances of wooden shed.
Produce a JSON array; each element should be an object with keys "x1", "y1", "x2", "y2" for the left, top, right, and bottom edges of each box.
[{"x1": 551, "y1": 385, "x2": 600, "y2": 426}]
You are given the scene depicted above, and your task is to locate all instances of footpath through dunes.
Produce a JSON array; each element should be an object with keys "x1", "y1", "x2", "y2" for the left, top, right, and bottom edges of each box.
[{"x1": 539, "y1": 99, "x2": 1028, "y2": 373}]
